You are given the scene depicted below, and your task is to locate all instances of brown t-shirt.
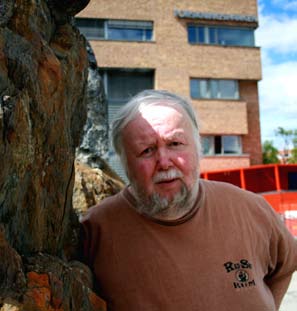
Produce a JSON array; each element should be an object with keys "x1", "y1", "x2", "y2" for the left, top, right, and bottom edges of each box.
[{"x1": 81, "y1": 180, "x2": 297, "y2": 311}]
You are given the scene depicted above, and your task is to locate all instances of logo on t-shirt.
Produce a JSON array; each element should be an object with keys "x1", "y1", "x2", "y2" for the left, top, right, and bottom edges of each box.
[{"x1": 223, "y1": 259, "x2": 256, "y2": 289}]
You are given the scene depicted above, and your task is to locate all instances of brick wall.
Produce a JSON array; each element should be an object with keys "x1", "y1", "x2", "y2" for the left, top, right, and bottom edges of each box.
[
  {"x1": 200, "y1": 156, "x2": 250, "y2": 173},
  {"x1": 77, "y1": 0, "x2": 262, "y2": 171},
  {"x1": 240, "y1": 80, "x2": 263, "y2": 165},
  {"x1": 193, "y1": 100, "x2": 248, "y2": 135}
]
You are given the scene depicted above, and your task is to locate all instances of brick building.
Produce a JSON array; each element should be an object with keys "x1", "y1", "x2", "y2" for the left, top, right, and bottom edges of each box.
[{"x1": 76, "y1": 0, "x2": 262, "y2": 176}]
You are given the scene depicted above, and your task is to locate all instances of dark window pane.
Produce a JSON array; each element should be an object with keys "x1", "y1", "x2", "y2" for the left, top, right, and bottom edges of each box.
[
  {"x1": 107, "y1": 20, "x2": 153, "y2": 41},
  {"x1": 75, "y1": 18, "x2": 104, "y2": 39},
  {"x1": 218, "y1": 28, "x2": 232, "y2": 45},
  {"x1": 209, "y1": 28, "x2": 217, "y2": 44},
  {"x1": 76, "y1": 19, "x2": 153, "y2": 42},
  {"x1": 223, "y1": 136, "x2": 241, "y2": 154},
  {"x1": 108, "y1": 20, "x2": 152, "y2": 29},
  {"x1": 190, "y1": 79, "x2": 200, "y2": 98},
  {"x1": 191, "y1": 78, "x2": 239, "y2": 100},
  {"x1": 187, "y1": 25, "x2": 254, "y2": 46},
  {"x1": 210, "y1": 80, "x2": 218, "y2": 98},
  {"x1": 106, "y1": 70, "x2": 154, "y2": 104},
  {"x1": 218, "y1": 28, "x2": 254, "y2": 46},
  {"x1": 218, "y1": 80, "x2": 239, "y2": 99},
  {"x1": 188, "y1": 25, "x2": 196, "y2": 43},
  {"x1": 202, "y1": 135, "x2": 241, "y2": 155},
  {"x1": 202, "y1": 136, "x2": 214, "y2": 155},
  {"x1": 145, "y1": 29, "x2": 153, "y2": 40},
  {"x1": 198, "y1": 26, "x2": 205, "y2": 43},
  {"x1": 214, "y1": 136, "x2": 222, "y2": 154},
  {"x1": 237, "y1": 29, "x2": 254, "y2": 46},
  {"x1": 108, "y1": 28, "x2": 144, "y2": 41},
  {"x1": 200, "y1": 80, "x2": 209, "y2": 98},
  {"x1": 190, "y1": 79, "x2": 209, "y2": 99}
]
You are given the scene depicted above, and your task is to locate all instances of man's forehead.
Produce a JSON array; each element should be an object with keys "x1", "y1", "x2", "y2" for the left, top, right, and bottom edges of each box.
[
  {"x1": 121, "y1": 101, "x2": 195, "y2": 141},
  {"x1": 137, "y1": 102, "x2": 190, "y2": 123},
  {"x1": 135, "y1": 127, "x2": 186, "y2": 141},
  {"x1": 139, "y1": 101, "x2": 185, "y2": 115},
  {"x1": 122, "y1": 105, "x2": 191, "y2": 143}
]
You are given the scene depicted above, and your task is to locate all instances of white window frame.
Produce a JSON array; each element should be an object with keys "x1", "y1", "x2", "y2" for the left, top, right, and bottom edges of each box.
[
  {"x1": 75, "y1": 18, "x2": 153, "y2": 42},
  {"x1": 190, "y1": 79, "x2": 239, "y2": 100},
  {"x1": 188, "y1": 24, "x2": 255, "y2": 47},
  {"x1": 202, "y1": 135, "x2": 242, "y2": 155}
]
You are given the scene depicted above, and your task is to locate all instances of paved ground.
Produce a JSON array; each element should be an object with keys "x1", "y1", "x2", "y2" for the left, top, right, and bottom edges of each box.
[{"x1": 280, "y1": 272, "x2": 297, "y2": 311}]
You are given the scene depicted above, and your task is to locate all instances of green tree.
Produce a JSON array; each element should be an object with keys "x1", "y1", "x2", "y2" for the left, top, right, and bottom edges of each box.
[
  {"x1": 262, "y1": 140, "x2": 280, "y2": 164},
  {"x1": 275, "y1": 127, "x2": 297, "y2": 164},
  {"x1": 288, "y1": 130, "x2": 297, "y2": 164}
]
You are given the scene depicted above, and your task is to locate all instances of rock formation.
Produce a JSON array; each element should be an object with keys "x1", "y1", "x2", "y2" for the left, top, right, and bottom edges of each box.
[
  {"x1": 73, "y1": 160, "x2": 124, "y2": 217},
  {"x1": 77, "y1": 41, "x2": 108, "y2": 160},
  {"x1": 74, "y1": 40, "x2": 124, "y2": 217},
  {"x1": 0, "y1": 0, "x2": 106, "y2": 309}
]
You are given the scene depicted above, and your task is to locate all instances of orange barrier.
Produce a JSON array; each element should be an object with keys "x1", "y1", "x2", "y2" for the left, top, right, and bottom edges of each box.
[{"x1": 262, "y1": 192, "x2": 297, "y2": 237}]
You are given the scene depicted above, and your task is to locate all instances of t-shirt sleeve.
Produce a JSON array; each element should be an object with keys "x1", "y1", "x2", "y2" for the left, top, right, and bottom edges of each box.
[{"x1": 262, "y1": 198, "x2": 297, "y2": 308}]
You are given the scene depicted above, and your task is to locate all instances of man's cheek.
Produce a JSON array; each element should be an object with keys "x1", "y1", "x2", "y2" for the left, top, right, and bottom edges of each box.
[{"x1": 136, "y1": 161, "x2": 154, "y2": 176}]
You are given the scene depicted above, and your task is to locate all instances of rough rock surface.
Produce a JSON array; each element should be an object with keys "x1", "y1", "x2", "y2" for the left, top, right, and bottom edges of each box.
[
  {"x1": 77, "y1": 41, "x2": 108, "y2": 159},
  {"x1": 0, "y1": 0, "x2": 106, "y2": 309},
  {"x1": 0, "y1": 0, "x2": 87, "y2": 257},
  {"x1": 73, "y1": 160, "x2": 124, "y2": 217},
  {"x1": 75, "y1": 40, "x2": 123, "y2": 217},
  {"x1": 0, "y1": 228, "x2": 106, "y2": 310}
]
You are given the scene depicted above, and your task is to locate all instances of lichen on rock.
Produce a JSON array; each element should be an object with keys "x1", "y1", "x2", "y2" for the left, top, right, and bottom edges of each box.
[{"x1": 0, "y1": 0, "x2": 107, "y2": 309}]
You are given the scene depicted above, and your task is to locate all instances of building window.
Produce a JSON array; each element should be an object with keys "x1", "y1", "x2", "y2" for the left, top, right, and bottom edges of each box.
[
  {"x1": 101, "y1": 69, "x2": 154, "y2": 107},
  {"x1": 75, "y1": 18, "x2": 105, "y2": 40},
  {"x1": 188, "y1": 25, "x2": 255, "y2": 47},
  {"x1": 202, "y1": 136, "x2": 242, "y2": 155},
  {"x1": 75, "y1": 18, "x2": 153, "y2": 41},
  {"x1": 190, "y1": 79, "x2": 239, "y2": 100},
  {"x1": 101, "y1": 68, "x2": 154, "y2": 127}
]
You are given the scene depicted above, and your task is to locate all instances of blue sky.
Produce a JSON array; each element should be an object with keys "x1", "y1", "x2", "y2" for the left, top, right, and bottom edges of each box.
[{"x1": 256, "y1": 0, "x2": 297, "y2": 149}]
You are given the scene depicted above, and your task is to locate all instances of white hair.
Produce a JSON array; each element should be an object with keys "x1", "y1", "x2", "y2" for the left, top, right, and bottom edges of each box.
[{"x1": 111, "y1": 89, "x2": 202, "y2": 166}]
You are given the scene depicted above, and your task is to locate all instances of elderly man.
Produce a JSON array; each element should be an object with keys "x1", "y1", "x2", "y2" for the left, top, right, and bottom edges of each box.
[{"x1": 81, "y1": 90, "x2": 297, "y2": 311}]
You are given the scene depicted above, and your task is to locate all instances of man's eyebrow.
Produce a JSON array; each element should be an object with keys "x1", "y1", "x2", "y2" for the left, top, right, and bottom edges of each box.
[
  {"x1": 134, "y1": 138, "x2": 156, "y2": 147},
  {"x1": 166, "y1": 131, "x2": 186, "y2": 140},
  {"x1": 137, "y1": 141, "x2": 155, "y2": 147}
]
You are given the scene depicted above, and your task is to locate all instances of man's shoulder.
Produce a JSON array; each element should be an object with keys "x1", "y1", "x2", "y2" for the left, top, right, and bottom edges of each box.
[
  {"x1": 200, "y1": 179, "x2": 269, "y2": 207},
  {"x1": 201, "y1": 179, "x2": 278, "y2": 220},
  {"x1": 201, "y1": 179, "x2": 258, "y2": 196},
  {"x1": 82, "y1": 188, "x2": 127, "y2": 220}
]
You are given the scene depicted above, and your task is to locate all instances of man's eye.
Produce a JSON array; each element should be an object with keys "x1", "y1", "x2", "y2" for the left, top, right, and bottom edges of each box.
[
  {"x1": 140, "y1": 147, "x2": 154, "y2": 156},
  {"x1": 169, "y1": 141, "x2": 182, "y2": 147}
]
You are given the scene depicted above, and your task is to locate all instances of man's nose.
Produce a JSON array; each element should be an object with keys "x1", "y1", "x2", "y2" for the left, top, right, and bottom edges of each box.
[{"x1": 156, "y1": 148, "x2": 172, "y2": 170}]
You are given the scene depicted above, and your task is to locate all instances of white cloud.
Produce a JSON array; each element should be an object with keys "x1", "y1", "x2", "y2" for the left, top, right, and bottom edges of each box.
[
  {"x1": 260, "y1": 62, "x2": 297, "y2": 107},
  {"x1": 256, "y1": 3, "x2": 297, "y2": 147},
  {"x1": 256, "y1": 13, "x2": 297, "y2": 54},
  {"x1": 259, "y1": 60, "x2": 297, "y2": 146}
]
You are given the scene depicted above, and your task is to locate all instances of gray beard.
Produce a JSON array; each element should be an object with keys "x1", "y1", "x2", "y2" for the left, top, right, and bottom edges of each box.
[{"x1": 131, "y1": 181, "x2": 192, "y2": 218}]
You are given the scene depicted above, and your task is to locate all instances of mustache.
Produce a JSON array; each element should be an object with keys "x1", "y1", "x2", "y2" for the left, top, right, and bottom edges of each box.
[{"x1": 153, "y1": 169, "x2": 183, "y2": 183}]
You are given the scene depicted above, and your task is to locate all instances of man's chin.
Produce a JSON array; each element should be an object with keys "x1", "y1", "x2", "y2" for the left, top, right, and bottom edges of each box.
[
  {"x1": 153, "y1": 183, "x2": 183, "y2": 197},
  {"x1": 157, "y1": 192, "x2": 181, "y2": 209},
  {"x1": 131, "y1": 181, "x2": 192, "y2": 216}
]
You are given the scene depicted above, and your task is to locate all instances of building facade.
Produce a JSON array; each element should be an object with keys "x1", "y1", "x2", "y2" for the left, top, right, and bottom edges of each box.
[{"x1": 76, "y1": 0, "x2": 262, "y2": 175}]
